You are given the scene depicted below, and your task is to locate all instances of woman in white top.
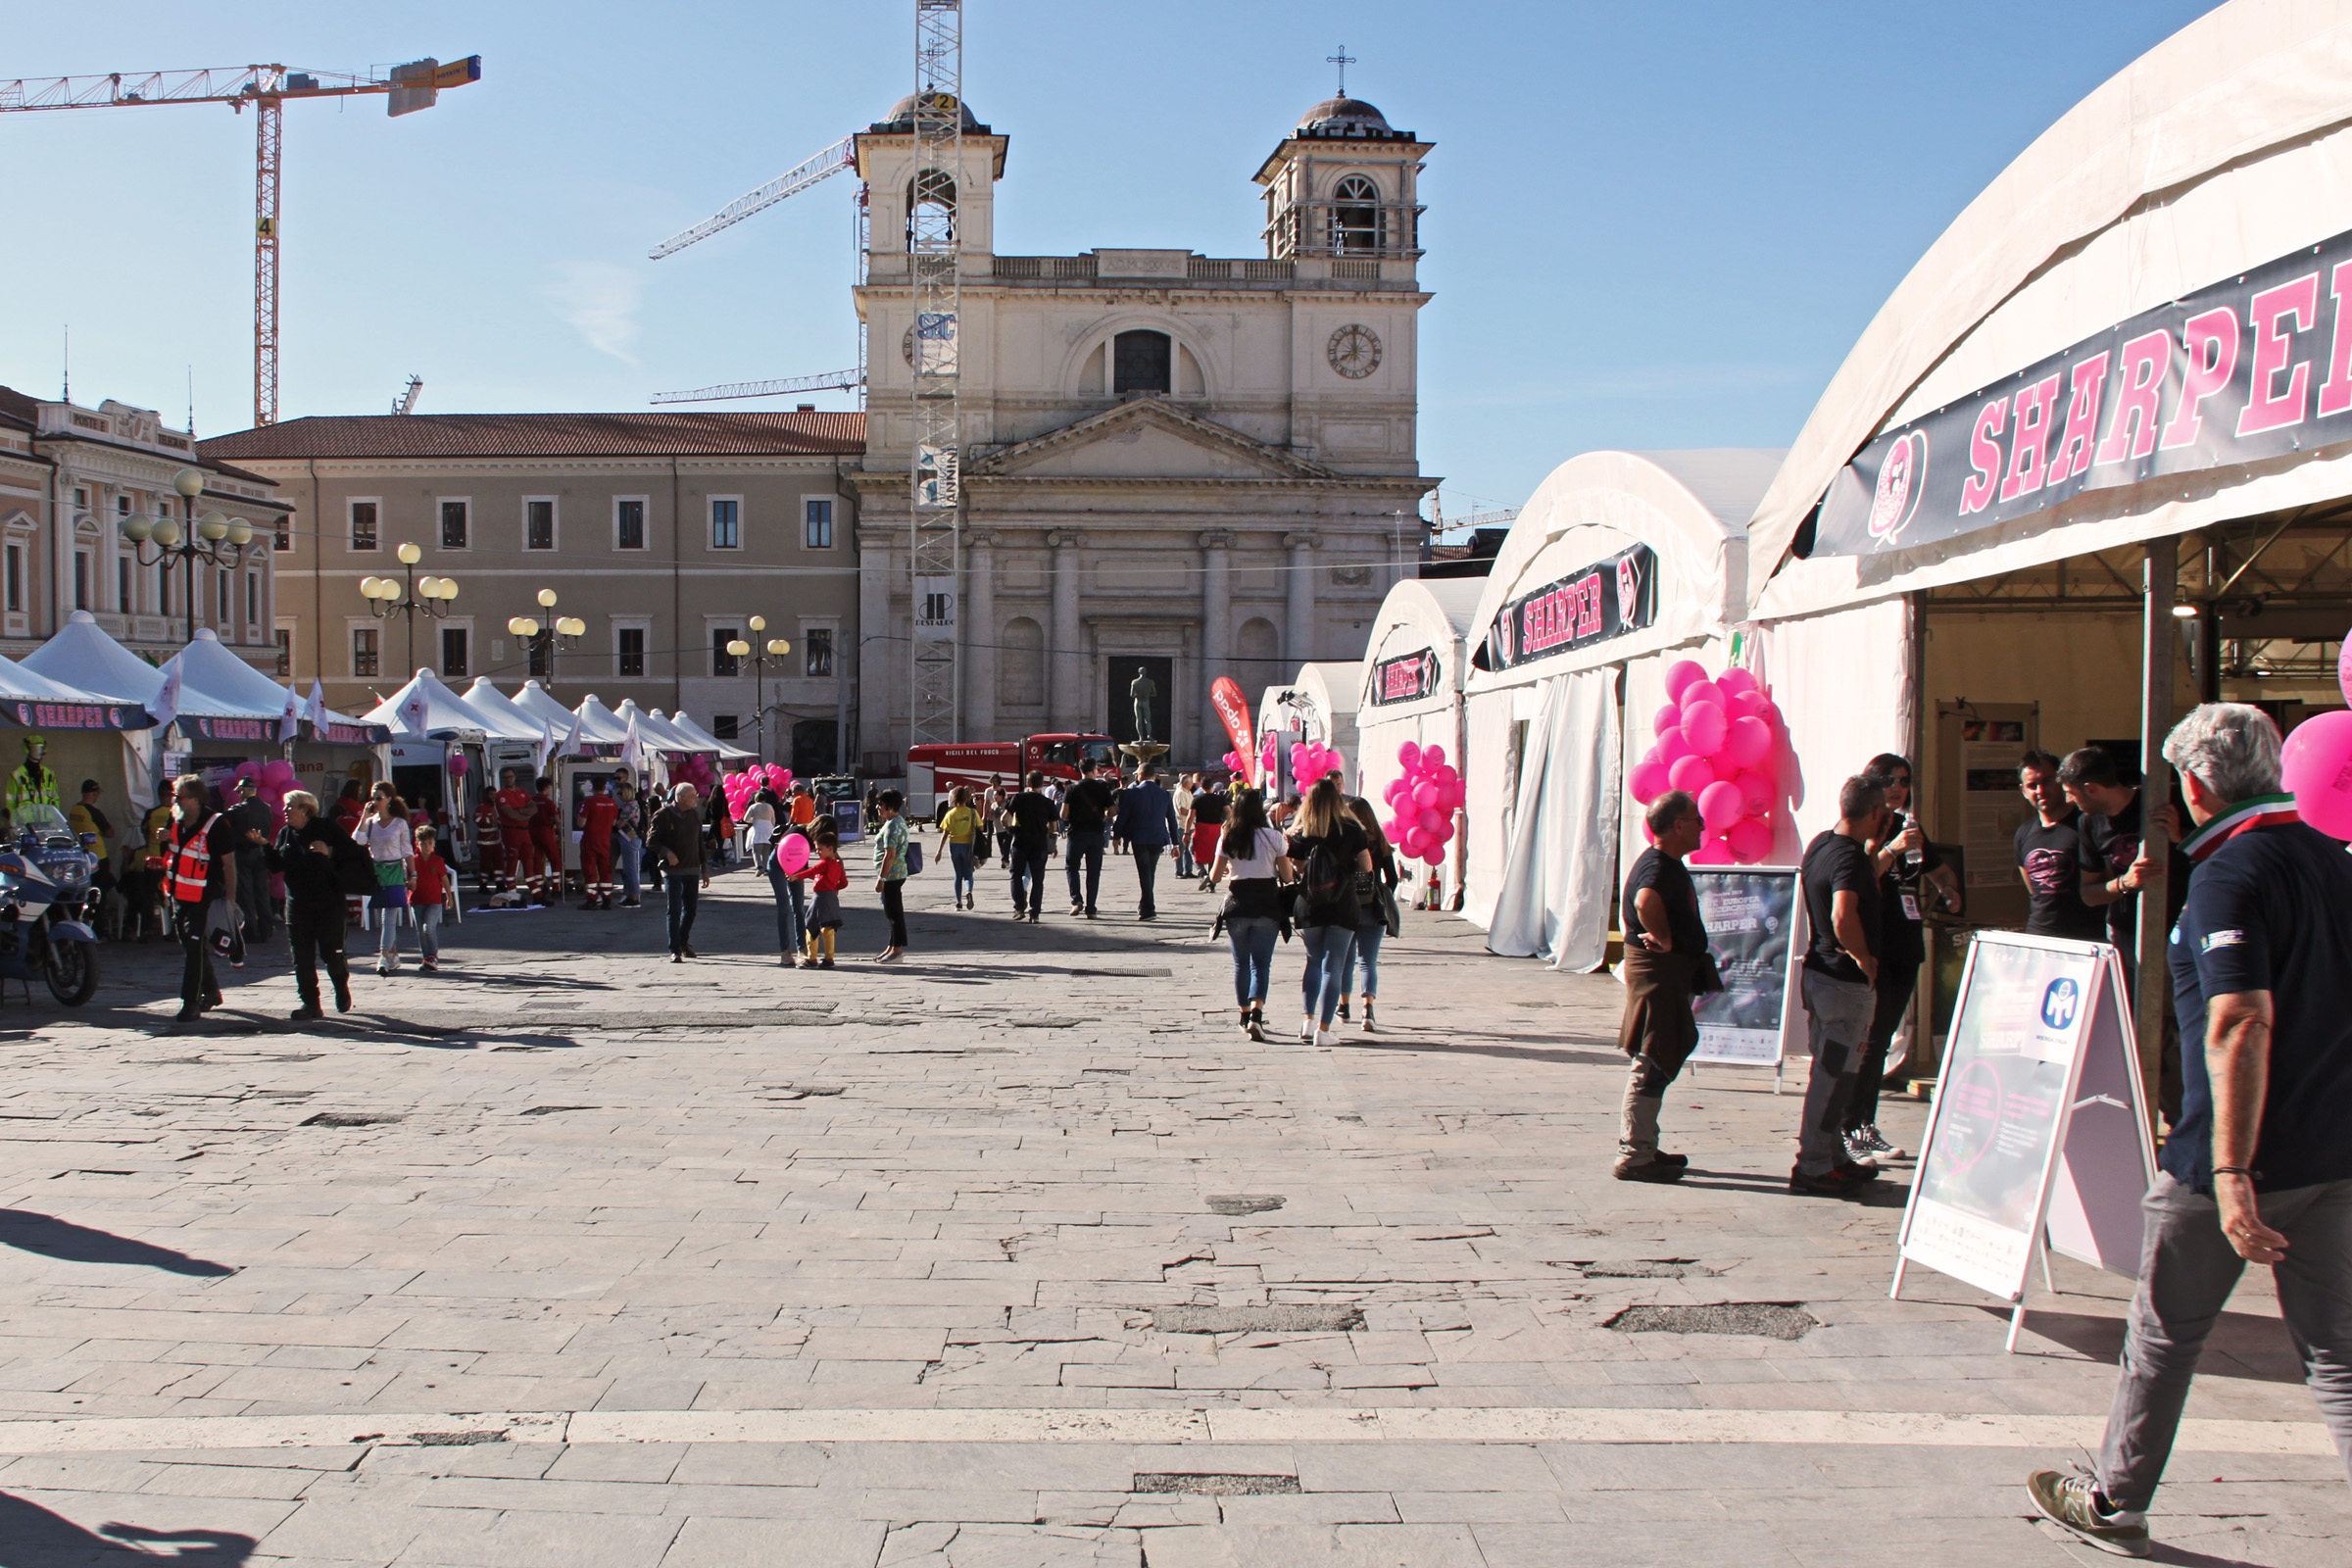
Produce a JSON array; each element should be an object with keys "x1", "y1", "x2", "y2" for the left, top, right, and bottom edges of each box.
[
  {"x1": 1208, "y1": 788, "x2": 1293, "y2": 1041},
  {"x1": 361, "y1": 784, "x2": 416, "y2": 975}
]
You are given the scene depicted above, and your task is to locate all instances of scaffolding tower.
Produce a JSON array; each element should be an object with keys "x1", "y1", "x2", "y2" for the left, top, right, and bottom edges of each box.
[{"x1": 906, "y1": 0, "x2": 964, "y2": 748}]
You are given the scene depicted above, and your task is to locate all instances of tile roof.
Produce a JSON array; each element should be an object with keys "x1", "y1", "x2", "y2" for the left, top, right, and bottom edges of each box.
[
  {"x1": 0, "y1": 387, "x2": 39, "y2": 432},
  {"x1": 199, "y1": 411, "x2": 866, "y2": 461}
]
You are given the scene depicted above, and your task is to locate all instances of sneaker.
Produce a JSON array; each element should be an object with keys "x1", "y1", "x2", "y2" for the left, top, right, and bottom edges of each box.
[
  {"x1": 1787, "y1": 1163, "x2": 1872, "y2": 1197},
  {"x1": 1843, "y1": 1129, "x2": 1884, "y2": 1167},
  {"x1": 875, "y1": 950, "x2": 902, "y2": 963},
  {"x1": 1613, "y1": 1156, "x2": 1687, "y2": 1183},
  {"x1": 1338, "y1": 1000, "x2": 1350, "y2": 1021},
  {"x1": 419, "y1": 960, "x2": 439, "y2": 973},
  {"x1": 1853, "y1": 1123, "x2": 1910, "y2": 1160},
  {"x1": 2026, "y1": 1470, "x2": 2149, "y2": 1557},
  {"x1": 818, "y1": 957, "x2": 835, "y2": 969},
  {"x1": 1070, "y1": 902, "x2": 1085, "y2": 916}
]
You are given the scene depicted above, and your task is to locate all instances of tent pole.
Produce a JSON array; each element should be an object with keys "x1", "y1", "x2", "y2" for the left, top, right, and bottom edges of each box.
[{"x1": 2135, "y1": 536, "x2": 2178, "y2": 1131}]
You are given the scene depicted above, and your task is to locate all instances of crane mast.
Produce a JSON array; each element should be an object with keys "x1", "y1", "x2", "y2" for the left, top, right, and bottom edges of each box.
[{"x1": 906, "y1": 0, "x2": 964, "y2": 749}]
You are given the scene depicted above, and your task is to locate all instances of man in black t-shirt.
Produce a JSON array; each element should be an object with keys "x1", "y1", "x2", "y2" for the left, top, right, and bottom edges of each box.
[
  {"x1": 2030, "y1": 704, "x2": 2352, "y2": 1559},
  {"x1": 1060, "y1": 760, "x2": 1115, "y2": 916},
  {"x1": 2015, "y1": 750, "x2": 2104, "y2": 941},
  {"x1": 2059, "y1": 747, "x2": 2190, "y2": 978},
  {"x1": 1844, "y1": 755, "x2": 1965, "y2": 1166},
  {"x1": 1792, "y1": 774, "x2": 1889, "y2": 1196},
  {"x1": 1003, "y1": 771, "x2": 1058, "y2": 922},
  {"x1": 1615, "y1": 791, "x2": 1708, "y2": 1184}
]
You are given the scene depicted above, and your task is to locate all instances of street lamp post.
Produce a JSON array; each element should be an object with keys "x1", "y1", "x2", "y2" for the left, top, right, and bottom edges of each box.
[
  {"x1": 120, "y1": 468, "x2": 259, "y2": 645},
  {"x1": 724, "y1": 613, "x2": 792, "y2": 762},
  {"x1": 509, "y1": 588, "x2": 584, "y2": 685},
  {"x1": 359, "y1": 541, "x2": 459, "y2": 676}
]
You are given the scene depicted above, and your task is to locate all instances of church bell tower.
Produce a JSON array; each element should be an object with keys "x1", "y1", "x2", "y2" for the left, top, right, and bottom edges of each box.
[{"x1": 1254, "y1": 94, "x2": 1429, "y2": 264}]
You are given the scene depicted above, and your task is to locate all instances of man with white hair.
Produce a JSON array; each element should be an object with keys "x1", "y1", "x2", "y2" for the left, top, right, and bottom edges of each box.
[{"x1": 2031, "y1": 703, "x2": 2352, "y2": 1556}]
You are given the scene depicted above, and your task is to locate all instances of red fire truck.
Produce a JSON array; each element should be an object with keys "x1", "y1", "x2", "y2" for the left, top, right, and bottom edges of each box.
[{"x1": 906, "y1": 733, "x2": 1120, "y2": 817}]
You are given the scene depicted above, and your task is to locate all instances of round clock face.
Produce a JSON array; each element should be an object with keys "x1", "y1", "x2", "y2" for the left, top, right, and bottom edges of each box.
[{"x1": 1327, "y1": 323, "x2": 1382, "y2": 379}]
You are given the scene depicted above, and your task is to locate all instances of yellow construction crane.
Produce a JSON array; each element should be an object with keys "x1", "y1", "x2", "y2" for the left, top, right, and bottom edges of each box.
[{"x1": 0, "y1": 57, "x2": 482, "y2": 427}]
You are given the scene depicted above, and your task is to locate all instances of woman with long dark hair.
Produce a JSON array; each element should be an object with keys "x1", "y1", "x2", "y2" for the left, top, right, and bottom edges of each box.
[
  {"x1": 361, "y1": 785, "x2": 415, "y2": 975},
  {"x1": 1285, "y1": 776, "x2": 1372, "y2": 1047},
  {"x1": 1343, "y1": 797, "x2": 1399, "y2": 1031},
  {"x1": 1209, "y1": 788, "x2": 1290, "y2": 1040}
]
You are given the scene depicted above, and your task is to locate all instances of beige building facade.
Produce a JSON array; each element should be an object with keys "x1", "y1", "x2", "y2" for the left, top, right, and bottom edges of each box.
[
  {"x1": 0, "y1": 386, "x2": 287, "y2": 668},
  {"x1": 200, "y1": 413, "x2": 864, "y2": 773}
]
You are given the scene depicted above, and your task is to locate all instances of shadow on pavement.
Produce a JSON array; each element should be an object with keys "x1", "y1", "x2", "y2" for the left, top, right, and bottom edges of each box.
[
  {"x1": 1993, "y1": 1305, "x2": 2310, "y2": 1381},
  {"x1": 0, "y1": 1493, "x2": 255, "y2": 1566},
  {"x1": 0, "y1": 1210, "x2": 235, "y2": 1276}
]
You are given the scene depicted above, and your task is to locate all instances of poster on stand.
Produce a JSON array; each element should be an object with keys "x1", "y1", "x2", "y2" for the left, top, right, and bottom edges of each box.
[
  {"x1": 1688, "y1": 867, "x2": 1802, "y2": 1067},
  {"x1": 1893, "y1": 931, "x2": 2151, "y2": 1349}
]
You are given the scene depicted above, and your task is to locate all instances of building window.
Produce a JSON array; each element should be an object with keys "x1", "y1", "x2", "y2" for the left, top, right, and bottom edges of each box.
[
  {"x1": 217, "y1": 568, "x2": 230, "y2": 624},
  {"x1": 158, "y1": 562, "x2": 172, "y2": 615},
  {"x1": 119, "y1": 557, "x2": 132, "y2": 612},
  {"x1": 712, "y1": 627, "x2": 740, "y2": 678},
  {"x1": 3, "y1": 546, "x2": 18, "y2": 612},
  {"x1": 711, "y1": 714, "x2": 739, "y2": 740},
  {"x1": 274, "y1": 516, "x2": 291, "y2": 552},
  {"x1": 116, "y1": 496, "x2": 129, "y2": 520},
  {"x1": 1113, "y1": 329, "x2": 1172, "y2": 395},
  {"x1": 440, "y1": 499, "x2": 469, "y2": 550},
  {"x1": 353, "y1": 626, "x2": 379, "y2": 678},
  {"x1": 441, "y1": 625, "x2": 468, "y2": 678},
  {"x1": 710, "y1": 498, "x2": 741, "y2": 551},
  {"x1": 73, "y1": 552, "x2": 90, "y2": 611},
  {"x1": 615, "y1": 498, "x2": 646, "y2": 551},
  {"x1": 245, "y1": 570, "x2": 260, "y2": 625},
  {"x1": 273, "y1": 626, "x2": 292, "y2": 676},
  {"x1": 525, "y1": 498, "x2": 556, "y2": 551},
  {"x1": 1331, "y1": 173, "x2": 1382, "y2": 253},
  {"x1": 74, "y1": 488, "x2": 87, "y2": 509},
  {"x1": 616, "y1": 626, "x2": 647, "y2": 677},
  {"x1": 805, "y1": 498, "x2": 835, "y2": 550},
  {"x1": 805, "y1": 627, "x2": 834, "y2": 678},
  {"x1": 349, "y1": 500, "x2": 379, "y2": 551}
]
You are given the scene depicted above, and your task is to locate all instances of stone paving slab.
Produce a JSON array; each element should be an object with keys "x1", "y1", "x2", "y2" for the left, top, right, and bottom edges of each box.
[{"x1": 0, "y1": 853, "x2": 2343, "y2": 1564}]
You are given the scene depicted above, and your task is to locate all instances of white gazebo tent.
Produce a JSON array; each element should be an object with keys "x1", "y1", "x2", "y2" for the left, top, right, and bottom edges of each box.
[
  {"x1": 1459, "y1": 449, "x2": 1778, "y2": 967},
  {"x1": 0, "y1": 644, "x2": 158, "y2": 825},
  {"x1": 1352, "y1": 577, "x2": 1486, "y2": 908},
  {"x1": 570, "y1": 694, "x2": 635, "y2": 752},
  {"x1": 22, "y1": 612, "x2": 208, "y2": 815},
  {"x1": 164, "y1": 628, "x2": 392, "y2": 804},
  {"x1": 1253, "y1": 662, "x2": 1362, "y2": 797},
  {"x1": 667, "y1": 709, "x2": 757, "y2": 761},
  {"x1": 459, "y1": 678, "x2": 554, "y2": 746},
  {"x1": 1743, "y1": 0, "x2": 2352, "y2": 1080},
  {"x1": 508, "y1": 679, "x2": 581, "y2": 737}
]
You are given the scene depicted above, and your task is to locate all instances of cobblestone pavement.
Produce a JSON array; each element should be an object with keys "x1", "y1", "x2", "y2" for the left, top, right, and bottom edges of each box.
[{"x1": 0, "y1": 852, "x2": 2342, "y2": 1566}]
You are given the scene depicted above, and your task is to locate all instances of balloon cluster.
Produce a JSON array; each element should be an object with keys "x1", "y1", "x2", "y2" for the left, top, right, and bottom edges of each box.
[
  {"x1": 1221, "y1": 749, "x2": 1251, "y2": 781},
  {"x1": 1290, "y1": 741, "x2": 1345, "y2": 790},
  {"x1": 1383, "y1": 742, "x2": 1463, "y2": 866},
  {"x1": 1259, "y1": 733, "x2": 1277, "y2": 787},
  {"x1": 1628, "y1": 661, "x2": 1787, "y2": 865},
  {"x1": 669, "y1": 754, "x2": 716, "y2": 792},
  {"x1": 720, "y1": 763, "x2": 794, "y2": 818}
]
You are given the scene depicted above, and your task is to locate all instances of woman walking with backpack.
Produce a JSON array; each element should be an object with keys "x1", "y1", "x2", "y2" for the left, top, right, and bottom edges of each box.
[
  {"x1": 1342, "y1": 798, "x2": 1400, "y2": 1032},
  {"x1": 1285, "y1": 775, "x2": 1373, "y2": 1047},
  {"x1": 1209, "y1": 788, "x2": 1288, "y2": 1041}
]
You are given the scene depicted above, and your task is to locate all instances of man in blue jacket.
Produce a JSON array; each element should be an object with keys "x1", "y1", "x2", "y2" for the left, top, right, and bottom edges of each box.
[{"x1": 1112, "y1": 764, "x2": 1181, "y2": 921}]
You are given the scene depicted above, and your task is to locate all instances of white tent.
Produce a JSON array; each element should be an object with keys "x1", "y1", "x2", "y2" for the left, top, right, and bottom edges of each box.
[
  {"x1": 1254, "y1": 662, "x2": 1362, "y2": 792},
  {"x1": 1353, "y1": 576, "x2": 1486, "y2": 907},
  {"x1": 369, "y1": 669, "x2": 511, "y2": 741},
  {"x1": 456, "y1": 678, "x2": 552, "y2": 744},
  {"x1": 667, "y1": 709, "x2": 756, "y2": 760},
  {"x1": 645, "y1": 707, "x2": 713, "y2": 753},
  {"x1": 571, "y1": 693, "x2": 635, "y2": 748},
  {"x1": 509, "y1": 679, "x2": 580, "y2": 733},
  {"x1": 165, "y1": 628, "x2": 297, "y2": 722}
]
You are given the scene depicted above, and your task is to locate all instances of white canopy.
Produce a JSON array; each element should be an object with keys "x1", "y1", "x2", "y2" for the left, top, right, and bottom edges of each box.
[
  {"x1": 164, "y1": 628, "x2": 296, "y2": 720},
  {"x1": 1466, "y1": 450, "x2": 1778, "y2": 692},
  {"x1": 570, "y1": 693, "x2": 635, "y2": 747},
  {"x1": 368, "y1": 669, "x2": 512, "y2": 742},
  {"x1": 459, "y1": 678, "x2": 555, "y2": 743},
  {"x1": 510, "y1": 679, "x2": 580, "y2": 732},
  {"x1": 667, "y1": 709, "x2": 756, "y2": 760},
  {"x1": 1749, "y1": 0, "x2": 2352, "y2": 617},
  {"x1": 0, "y1": 646, "x2": 156, "y2": 729},
  {"x1": 23, "y1": 611, "x2": 169, "y2": 706},
  {"x1": 617, "y1": 702, "x2": 705, "y2": 753}
]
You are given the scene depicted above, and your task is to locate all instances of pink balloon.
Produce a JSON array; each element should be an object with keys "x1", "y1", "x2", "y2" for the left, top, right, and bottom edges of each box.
[
  {"x1": 1697, "y1": 779, "x2": 1745, "y2": 833},
  {"x1": 1721, "y1": 714, "x2": 1773, "y2": 770},
  {"x1": 1397, "y1": 741, "x2": 1422, "y2": 770},
  {"x1": 775, "y1": 835, "x2": 811, "y2": 874},
  {"x1": 263, "y1": 760, "x2": 296, "y2": 786},
  {"x1": 1431, "y1": 764, "x2": 1457, "y2": 788},
  {"x1": 1441, "y1": 782, "x2": 1467, "y2": 812},
  {"x1": 1403, "y1": 828, "x2": 1433, "y2": 858},
  {"x1": 1689, "y1": 836, "x2": 1734, "y2": 866},
  {"x1": 1728, "y1": 689, "x2": 1773, "y2": 724},
  {"x1": 1653, "y1": 703, "x2": 1683, "y2": 738},
  {"x1": 1629, "y1": 760, "x2": 1670, "y2": 804},
  {"x1": 1656, "y1": 729, "x2": 1692, "y2": 768},
  {"x1": 1734, "y1": 768, "x2": 1775, "y2": 815},
  {"x1": 1422, "y1": 841, "x2": 1446, "y2": 866},
  {"x1": 1726, "y1": 816, "x2": 1774, "y2": 863},
  {"x1": 2283, "y1": 710, "x2": 2352, "y2": 840},
  {"x1": 1417, "y1": 807, "x2": 1445, "y2": 835},
  {"x1": 1680, "y1": 700, "x2": 1728, "y2": 759},
  {"x1": 1421, "y1": 745, "x2": 1446, "y2": 768},
  {"x1": 1716, "y1": 666, "x2": 1758, "y2": 698},
  {"x1": 1412, "y1": 780, "x2": 1441, "y2": 810},
  {"x1": 1664, "y1": 660, "x2": 1707, "y2": 702},
  {"x1": 1679, "y1": 679, "x2": 1725, "y2": 715},
  {"x1": 1667, "y1": 755, "x2": 1717, "y2": 795},
  {"x1": 235, "y1": 760, "x2": 262, "y2": 780}
]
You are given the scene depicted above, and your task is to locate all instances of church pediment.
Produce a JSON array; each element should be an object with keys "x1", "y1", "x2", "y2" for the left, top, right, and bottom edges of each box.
[{"x1": 969, "y1": 398, "x2": 1337, "y2": 481}]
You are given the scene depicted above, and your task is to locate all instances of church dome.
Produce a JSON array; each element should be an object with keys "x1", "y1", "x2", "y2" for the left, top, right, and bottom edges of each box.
[
  {"x1": 870, "y1": 92, "x2": 984, "y2": 133},
  {"x1": 1296, "y1": 97, "x2": 1392, "y2": 136}
]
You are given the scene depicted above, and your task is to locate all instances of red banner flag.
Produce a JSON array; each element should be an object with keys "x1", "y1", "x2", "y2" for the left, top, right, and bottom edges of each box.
[{"x1": 1209, "y1": 676, "x2": 1254, "y2": 783}]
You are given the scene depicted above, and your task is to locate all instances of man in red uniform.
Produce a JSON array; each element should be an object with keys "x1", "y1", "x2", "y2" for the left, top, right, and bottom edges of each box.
[
  {"x1": 494, "y1": 768, "x2": 538, "y2": 906},
  {"x1": 576, "y1": 776, "x2": 618, "y2": 909},
  {"x1": 472, "y1": 791, "x2": 505, "y2": 895},
  {"x1": 530, "y1": 776, "x2": 564, "y2": 906}
]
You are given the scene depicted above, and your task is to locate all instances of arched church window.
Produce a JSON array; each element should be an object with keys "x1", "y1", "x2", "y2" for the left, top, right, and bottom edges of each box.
[
  {"x1": 1331, "y1": 174, "x2": 1381, "y2": 254},
  {"x1": 1112, "y1": 330, "x2": 1172, "y2": 395},
  {"x1": 906, "y1": 170, "x2": 956, "y2": 250}
]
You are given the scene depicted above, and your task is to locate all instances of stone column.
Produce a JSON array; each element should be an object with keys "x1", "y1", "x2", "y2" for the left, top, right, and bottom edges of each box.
[
  {"x1": 1198, "y1": 530, "x2": 1233, "y2": 762},
  {"x1": 1283, "y1": 531, "x2": 1319, "y2": 668},
  {"x1": 857, "y1": 525, "x2": 893, "y2": 770},
  {"x1": 964, "y1": 532, "x2": 996, "y2": 739},
  {"x1": 1047, "y1": 529, "x2": 1084, "y2": 732}
]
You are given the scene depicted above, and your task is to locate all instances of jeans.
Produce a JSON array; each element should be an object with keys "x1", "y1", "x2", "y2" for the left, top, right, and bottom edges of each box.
[
  {"x1": 666, "y1": 875, "x2": 700, "y2": 953},
  {"x1": 377, "y1": 905, "x2": 405, "y2": 961},
  {"x1": 1176, "y1": 832, "x2": 1196, "y2": 878},
  {"x1": 1845, "y1": 958, "x2": 1920, "y2": 1132},
  {"x1": 616, "y1": 835, "x2": 643, "y2": 902},
  {"x1": 1226, "y1": 915, "x2": 1279, "y2": 1006},
  {"x1": 1064, "y1": 829, "x2": 1104, "y2": 910},
  {"x1": 287, "y1": 901, "x2": 348, "y2": 1010},
  {"x1": 767, "y1": 860, "x2": 808, "y2": 956},
  {"x1": 416, "y1": 904, "x2": 441, "y2": 962},
  {"x1": 2096, "y1": 1172, "x2": 2352, "y2": 1510},
  {"x1": 880, "y1": 878, "x2": 907, "y2": 948},
  {"x1": 949, "y1": 842, "x2": 975, "y2": 902},
  {"x1": 1348, "y1": 919, "x2": 1385, "y2": 996},
  {"x1": 1797, "y1": 968, "x2": 1878, "y2": 1175},
  {"x1": 1299, "y1": 923, "x2": 1357, "y2": 1027},
  {"x1": 1132, "y1": 844, "x2": 1162, "y2": 916},
  {"x1": 1008, "y1": 845, "x2": 1049, "y2": 915}
]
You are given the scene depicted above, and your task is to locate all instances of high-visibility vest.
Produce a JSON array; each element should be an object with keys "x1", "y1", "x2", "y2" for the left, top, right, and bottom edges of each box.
[{"x1": 167, "y1": 814, "x2": 220, "y2": 904}]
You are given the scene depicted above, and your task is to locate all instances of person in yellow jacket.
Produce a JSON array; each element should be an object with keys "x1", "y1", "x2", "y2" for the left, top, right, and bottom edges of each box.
[{"x1": 6, "y1": 735, "x2": 59, "y2": 819}]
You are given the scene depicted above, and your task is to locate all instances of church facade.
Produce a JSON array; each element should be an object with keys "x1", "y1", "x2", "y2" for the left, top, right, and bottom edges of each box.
[{"x1": 851, "y1": 92, "x2": 1436, "y2": 767}]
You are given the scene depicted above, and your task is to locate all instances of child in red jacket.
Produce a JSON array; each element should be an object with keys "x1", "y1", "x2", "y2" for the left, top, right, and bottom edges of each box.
[
  {"x1": 412, "y1": 826, "x2": 456, "y2": 972},
  {"x1": 805, "y1": 828, "x2": 847, "y2": 968}
]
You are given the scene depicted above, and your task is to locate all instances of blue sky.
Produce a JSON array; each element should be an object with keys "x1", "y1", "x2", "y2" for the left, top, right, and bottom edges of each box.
[{"x1": 1, "y1": 0, "x2": 2220, "y2": 520}]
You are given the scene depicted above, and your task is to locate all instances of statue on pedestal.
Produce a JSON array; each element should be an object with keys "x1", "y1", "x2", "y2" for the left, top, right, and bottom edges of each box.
[{"x1": 1129, "y1": 669, "x2": 1158, "y2": 743}]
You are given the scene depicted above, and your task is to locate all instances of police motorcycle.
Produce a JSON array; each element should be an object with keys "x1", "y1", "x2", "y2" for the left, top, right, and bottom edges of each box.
[{"x1": 0, "y1": 804, "x2": 102, "y2": 1005}]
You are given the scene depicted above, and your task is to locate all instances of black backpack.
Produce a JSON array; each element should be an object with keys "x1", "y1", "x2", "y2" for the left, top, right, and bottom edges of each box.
[{"x1": 1299, "y1": 836, "x2": 1349, "y2": 914}]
